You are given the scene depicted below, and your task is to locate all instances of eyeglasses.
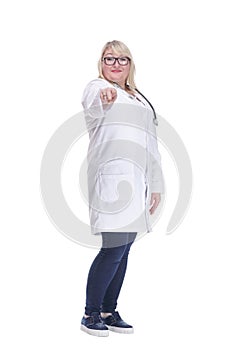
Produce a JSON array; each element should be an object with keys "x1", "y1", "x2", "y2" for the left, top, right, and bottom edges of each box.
[{"x1": 102, "y1": 56, "x2": 131, "y2": 66}]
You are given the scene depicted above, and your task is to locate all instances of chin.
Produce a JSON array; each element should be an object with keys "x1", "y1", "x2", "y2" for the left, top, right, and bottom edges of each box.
[{"x1": 110, "y1": 74, "x2": 123, "y2": 81}]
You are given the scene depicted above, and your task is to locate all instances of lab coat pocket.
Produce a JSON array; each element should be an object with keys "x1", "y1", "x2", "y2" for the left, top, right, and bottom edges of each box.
[{"x1": 98, "y1": 173, "x2": 134, "y2": 203}]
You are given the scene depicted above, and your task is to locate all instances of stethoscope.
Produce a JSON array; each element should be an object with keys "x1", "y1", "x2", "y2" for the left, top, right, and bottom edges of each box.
[
  {"x1": 135, "y1": 88, "x2": 158, "y2": 126},
  {"x1": 112, "y1": 82, "x2": 158, "y2": 126}
]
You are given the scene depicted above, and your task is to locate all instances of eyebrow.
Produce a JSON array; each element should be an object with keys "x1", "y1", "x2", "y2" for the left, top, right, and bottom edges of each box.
[{"x1": 103, "y1": 53, "x2": 128, "y2": 58}]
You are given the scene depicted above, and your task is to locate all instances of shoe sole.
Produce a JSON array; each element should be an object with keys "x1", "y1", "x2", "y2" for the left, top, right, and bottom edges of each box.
[
  {"x1": 107, "y1": 325, "x2": 134, "y2": 334},
  {"x1": 80, "y1": 325, "x2": 109, "y2": 337}
]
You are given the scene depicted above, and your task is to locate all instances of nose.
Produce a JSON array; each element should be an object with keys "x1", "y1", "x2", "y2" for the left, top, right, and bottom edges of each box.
[{"x1": 113, "y1": 59, "x2": 120, "y2": 67}]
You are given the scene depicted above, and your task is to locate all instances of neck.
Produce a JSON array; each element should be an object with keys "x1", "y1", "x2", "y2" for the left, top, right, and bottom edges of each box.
[
  {"x1": 111, "y1": 80, "x2": 126, "y2": 90},
  {"x1": 118, "y1": 81, "x2": 126, "y2": 89},
  {"x1": 112, "y1": 81, "x2": 135, "y2": 96}
]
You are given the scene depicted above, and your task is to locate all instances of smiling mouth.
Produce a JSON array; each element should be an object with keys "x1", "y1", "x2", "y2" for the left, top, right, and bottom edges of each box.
[{"x1": 111, "y1": 70, "x2": 122, "y2": 73}]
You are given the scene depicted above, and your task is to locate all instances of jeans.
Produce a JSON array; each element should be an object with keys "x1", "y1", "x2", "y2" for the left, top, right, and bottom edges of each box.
[{"x1": 85, "y1": 232, "x2": 137, "y2": 315}]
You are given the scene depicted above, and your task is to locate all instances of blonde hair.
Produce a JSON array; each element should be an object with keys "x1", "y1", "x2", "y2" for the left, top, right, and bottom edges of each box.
[{"x1": 98, "y1": 40, "x2": 137, "y2": 89}]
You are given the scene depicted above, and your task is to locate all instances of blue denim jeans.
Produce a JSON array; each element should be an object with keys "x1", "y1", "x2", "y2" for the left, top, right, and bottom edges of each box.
[{"x1": 85, "y1": 232, "x2": 137, "y2": 315}]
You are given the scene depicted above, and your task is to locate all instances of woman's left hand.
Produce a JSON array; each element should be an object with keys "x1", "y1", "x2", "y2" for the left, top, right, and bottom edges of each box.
[{"x1": 149, "y1": 193, "x2": 161, "y2": 215}]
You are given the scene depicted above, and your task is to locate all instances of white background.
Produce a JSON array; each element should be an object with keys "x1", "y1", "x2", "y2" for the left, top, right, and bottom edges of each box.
[{"x1": 1, "y1": 0, "x2": 233, "y2": 349}]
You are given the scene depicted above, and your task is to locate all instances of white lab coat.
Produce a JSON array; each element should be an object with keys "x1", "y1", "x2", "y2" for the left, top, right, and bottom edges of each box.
[{"x1": 82, "y1": 78, "x2": 164, "y2": 235}]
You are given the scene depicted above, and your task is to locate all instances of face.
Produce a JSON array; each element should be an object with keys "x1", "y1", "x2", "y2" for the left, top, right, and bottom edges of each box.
[{"x1": 101, "y1": 49, "x2": 131, "y2": 87}]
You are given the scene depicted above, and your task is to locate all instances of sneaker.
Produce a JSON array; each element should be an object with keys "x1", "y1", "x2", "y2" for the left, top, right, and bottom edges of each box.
[
  {"x1": 101, "y1": 311, "x2": 134, "y2": 334},
  {"x1": 80, "y1": 312, "x2": 109, "y2": 337}
]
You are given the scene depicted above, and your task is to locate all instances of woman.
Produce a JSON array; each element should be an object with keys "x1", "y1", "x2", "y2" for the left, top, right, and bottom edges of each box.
[{"x1": 80, "y1": 40, "x2": 164, "y2": 337}]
